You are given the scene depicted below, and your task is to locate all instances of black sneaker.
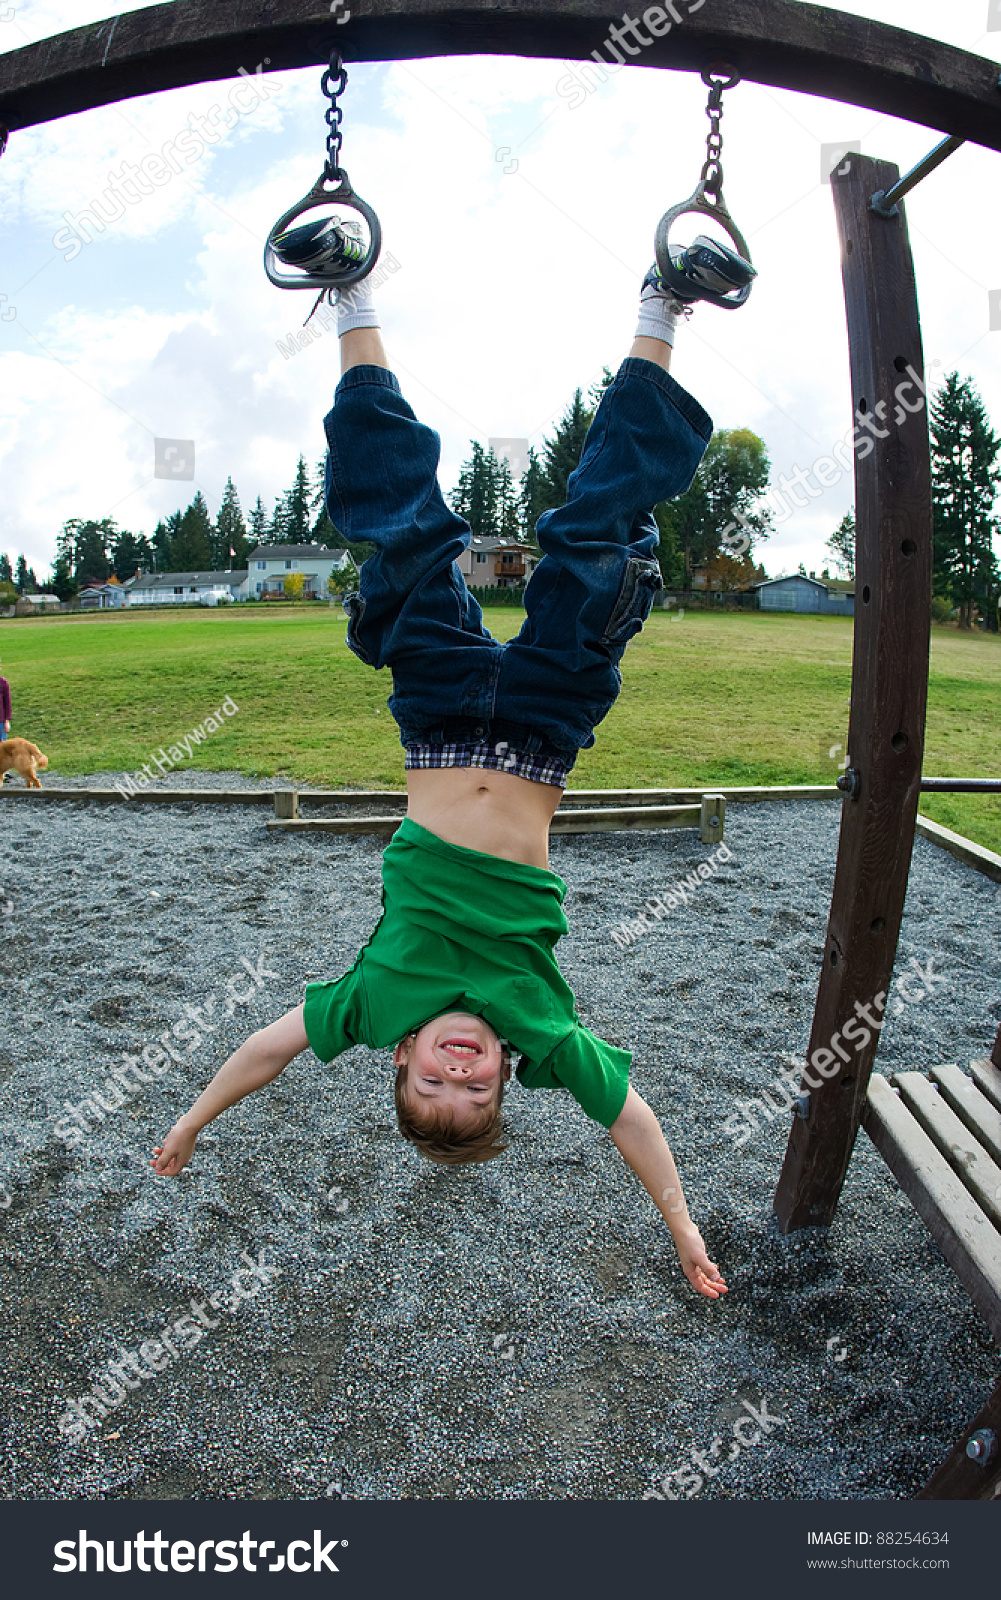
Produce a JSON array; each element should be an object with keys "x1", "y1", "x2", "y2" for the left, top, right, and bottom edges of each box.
[
  {"x1": 667, "y1": 232, "x2": 756, "y2": 302},
  {"x1": 272, "y1": 215, "x2": 367, "y2": 274}
]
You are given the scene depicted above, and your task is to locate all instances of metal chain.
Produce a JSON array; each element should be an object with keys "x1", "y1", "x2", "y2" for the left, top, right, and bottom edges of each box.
[
  {"x1": 699, "y1": 65, "x2": 739, "y2": 198},
  {"x1": 320, "y1": 50, "x2": 348, "y2": 181}
]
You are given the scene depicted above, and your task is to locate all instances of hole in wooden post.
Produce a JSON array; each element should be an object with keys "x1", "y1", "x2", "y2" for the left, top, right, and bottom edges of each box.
[
  {"x1": 830, "y1": 950, "x2": 838, "y2": 966},
  {"x1": 901, "y1": 538, "x2": 917, "y2": 556},
  {"x1": 858, "y1": 397, "x2": 868, "y2": 413},
  {"x1": 870, "y1": 916, "x2": 885, "y2": 933},
  {"x1": 862, "y1": 585, "x2": 870, "y2": 603},
  {"x1": 845, "y1": 240, "x2": 854, "y2": 255},
  {"x1": 842, "y1": 1076, "x2": 855, "y2": 1089},
  {"x1": 893, "y1": 356, "x2": 909, "y2": 372},
  {"x1": 891, "y1": 731, "x2": 908, "y2": 753}
]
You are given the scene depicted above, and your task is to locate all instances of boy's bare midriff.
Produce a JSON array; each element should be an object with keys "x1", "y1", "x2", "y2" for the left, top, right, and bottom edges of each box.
[{"x1": 406, "y1": 768, "x2": 563, "y2": 869}]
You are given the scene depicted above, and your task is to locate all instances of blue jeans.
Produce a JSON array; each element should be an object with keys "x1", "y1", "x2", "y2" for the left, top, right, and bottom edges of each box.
[{"x1": 322, "y1": 357, "x2": 712, "y2": 769}]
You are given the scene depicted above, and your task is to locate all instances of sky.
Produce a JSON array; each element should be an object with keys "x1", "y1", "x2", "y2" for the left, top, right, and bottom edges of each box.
[{"x1": 1, "y1": 0, "x2": 999, "y2": 583}]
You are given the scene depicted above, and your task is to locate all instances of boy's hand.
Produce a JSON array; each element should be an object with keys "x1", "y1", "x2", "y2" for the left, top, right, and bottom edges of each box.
[
  {"x1": 672, "y1": 1222, "x2": 728, "y2": 1300},
  {"x1": 151, "y1": 1123, "x2": 198, "y2": 1177}
]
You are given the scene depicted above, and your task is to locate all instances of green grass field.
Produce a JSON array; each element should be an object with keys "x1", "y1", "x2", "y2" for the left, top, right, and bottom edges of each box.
[{"x1": 2, "y1": 604, "x2": 999, "y2": 851}]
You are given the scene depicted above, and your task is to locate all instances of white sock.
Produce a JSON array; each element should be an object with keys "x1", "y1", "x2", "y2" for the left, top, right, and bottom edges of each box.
[
  {"x1": 336, "y1": 276, "x2": 380, "y2": 335},
  {"x1": 634, "y1": 279, "x2": 689, "y2": 348}
]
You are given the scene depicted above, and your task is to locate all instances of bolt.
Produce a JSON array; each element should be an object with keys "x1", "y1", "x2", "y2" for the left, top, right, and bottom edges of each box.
[
  {"x1": 836, "y1": 767, "x2": 861, "y2": 801},
  {"x1": 966, "y1": 1428, "x2": 998, "y2": 1466}
]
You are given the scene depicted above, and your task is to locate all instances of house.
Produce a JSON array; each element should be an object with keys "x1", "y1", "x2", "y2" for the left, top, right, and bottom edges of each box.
[
  {"x1": 24, "y1": 593, "x2": 61, "y2": 609},
  {"x1": 123, "y1": 569, "x2": 250, "y2": 605},
  {"x1": 752, "y1": 574, "x2": 855, "y2": 616},
  {"x1": 457, "y1": 537, "x2": 540, "y2": 590},
  {"x1": 79, "y1": 577, "x2": 126, "y2": 610},
  {"x1": 247, "y1": 544, "x2": 354, "y2": 600}
]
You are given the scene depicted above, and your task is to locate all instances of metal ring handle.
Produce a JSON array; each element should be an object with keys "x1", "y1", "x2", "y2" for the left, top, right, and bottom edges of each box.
[
  {"x1": 263, "y1": 168, "x2": 382, "y2": 293},
  {"x1": 653, "y1": 181, "x2": 753, "y2": 311}
]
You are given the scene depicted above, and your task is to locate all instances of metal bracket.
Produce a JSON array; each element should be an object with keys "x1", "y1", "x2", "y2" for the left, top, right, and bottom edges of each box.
[{"x1": 836, "y1": 767, "x2": 861, "y2": 801}]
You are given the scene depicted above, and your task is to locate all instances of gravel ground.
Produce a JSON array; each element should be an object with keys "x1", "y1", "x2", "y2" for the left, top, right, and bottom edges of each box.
[{"x1": 1, "y1": 774, "x2": 998, "y2": 1502}]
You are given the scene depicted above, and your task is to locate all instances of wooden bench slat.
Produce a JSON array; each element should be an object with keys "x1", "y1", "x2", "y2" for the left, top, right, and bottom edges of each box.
[
  {"x1": 861, "y1": 1074, "x2": 1001, "y2": 1343},
  {"x1": 891, "y1": 1073, "x2": 1001, "y2": 1234},
  {"x1": 930, "y1": 1063, "x2": 1001, "y2": 1167},
  {"x1": 970, "y1": 1056, "x2": 1001, "y2": 1117}
]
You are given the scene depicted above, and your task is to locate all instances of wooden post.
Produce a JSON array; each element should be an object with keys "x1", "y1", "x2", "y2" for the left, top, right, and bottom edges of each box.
[
  {"x1": 991, "y1": 1021, "x2": 1001, "y2": 1071},
  {"x1": 274, "y1": 789, "x2": 299, "y2": 820},
  {"x1": 700, "y1": 793, "x2": 725, "y2": 846},
  {"x1": 773, "y1": 154, "x2": 932, "y2": 1232}
]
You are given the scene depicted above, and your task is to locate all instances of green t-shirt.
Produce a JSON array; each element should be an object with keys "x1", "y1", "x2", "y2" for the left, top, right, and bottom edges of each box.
[{"x1": 302, "y1": 817, "x2": 631, "y2": 1128}]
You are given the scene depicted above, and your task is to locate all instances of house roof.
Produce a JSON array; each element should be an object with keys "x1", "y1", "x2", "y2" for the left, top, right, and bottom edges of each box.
[
  {"x1": 752, "y1": 575, "x2": 854, "y2": 594},
  {"x1": 468, "y1": 537, "x2": 536, "y2": 553},
  {"x1": 247, "y1": 543, "x2": 347, "y2": 559},
  {"x1": 125, "y1": 570, "x2": 250, "y2": 590}
]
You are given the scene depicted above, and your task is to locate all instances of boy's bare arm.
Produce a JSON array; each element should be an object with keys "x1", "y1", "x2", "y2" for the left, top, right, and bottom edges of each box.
[
  {"x1": 609, "y1": 1086, "x2": 728, "y2": 1300},
  {"x1": 151, "y1": 1004, "x2": 309, "y2": 1177}
]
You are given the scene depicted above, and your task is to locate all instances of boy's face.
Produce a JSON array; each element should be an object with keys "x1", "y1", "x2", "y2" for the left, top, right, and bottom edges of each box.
[{"x1": 395, "y1": 1012, "x2": 510, "y2": 1131}]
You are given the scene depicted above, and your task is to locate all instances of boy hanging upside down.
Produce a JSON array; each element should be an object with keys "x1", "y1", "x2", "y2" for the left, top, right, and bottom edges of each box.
[{"x1": 153, "y1": 232, "x2": 757, "y2": 1300}]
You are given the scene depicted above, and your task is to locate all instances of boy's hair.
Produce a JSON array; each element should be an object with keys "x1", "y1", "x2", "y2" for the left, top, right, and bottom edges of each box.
[{"x1": 394, "y1": 1048, "x2": 509, "y2": 1166}]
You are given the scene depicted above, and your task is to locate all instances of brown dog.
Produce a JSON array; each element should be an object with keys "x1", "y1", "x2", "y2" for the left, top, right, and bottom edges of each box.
[{"x1": 0, "y1": 738, "x2": 49, "y2": 788}]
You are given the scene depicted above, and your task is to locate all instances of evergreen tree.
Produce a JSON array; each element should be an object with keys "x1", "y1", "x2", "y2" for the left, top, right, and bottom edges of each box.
[
  {"x1": 50, "y1": 550, "x2": 76, "y2": 600},
  {"x1": 169, "y1": 492, "x2": 214, "y2": 571},
  {"x1": 826, "y1": 510, "x2": 856, "y2": 581},
  {"x1": 450, "y1": 441, "x2": 501, "y2": 539},
  {"x1": 496, "y1": 456, "x2": 522, "y2": 543},
  {"x1": 310, "y1": 458, "x2": 341, "y2": 545},
  {"x1": 0, "y1": 554, "x2": 12, "y2": 584},
  {"x1": 15, "y1": 554, "x2": 38, "y2": 593},
  {"x1": 111, "y1": 527, "x2": 154, "y2": 582},
  {"x1": 519, "y1": 447, "x2": 550, "y2": 542},
  {"x1": 271, "y1": 455, "x2": 313, "y2": 545},
  {"x1": 930, "y1": 371, "x2": 1001, "y2": 628},
  {"x1": 57, "y1": 518, "x2": 114, "y2": 586},
  {"x1": 215, "y1": 477, "x2": 249, "y2": 569},
  {"x1": 152, "y1": 513, "x2": 181, "y2": 571},
  {"x1": 269, "y1": 495, "x2": 288, "y2": 544},
  {"x1": 249, "y1": 496, "x2": 269, "y2": 548},
  {"x1": 541, "y1": 389, "x2": 593, "y2": 510}
]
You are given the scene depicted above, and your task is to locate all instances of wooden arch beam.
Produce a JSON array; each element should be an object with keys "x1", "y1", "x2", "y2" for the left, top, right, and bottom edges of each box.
[{"x1": 1, "y1": 1, "x2": 1000, "y2": 150}]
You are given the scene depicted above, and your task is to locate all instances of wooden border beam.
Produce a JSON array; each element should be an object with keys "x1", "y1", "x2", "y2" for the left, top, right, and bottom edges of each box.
[
  {"x1": 1, "y1": 2, "x2": 1000, "y2": 149},
  {"x1": 773, "y1": 152, "x2": 933, "y2": 1232}
]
